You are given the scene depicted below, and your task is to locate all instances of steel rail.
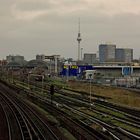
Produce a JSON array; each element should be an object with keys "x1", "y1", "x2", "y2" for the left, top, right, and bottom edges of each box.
[
  {"x1": 0, "y1": 92, "x2": 33, "y2": 140},
  {"x1": 0, "y1": 102, "x2": 11, "y2": 140},
  {"x1": 0, "y1": 82, "x2": 60, "y2": 140}
]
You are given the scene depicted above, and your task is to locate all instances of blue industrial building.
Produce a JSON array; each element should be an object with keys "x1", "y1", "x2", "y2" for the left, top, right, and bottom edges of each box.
[{"x1": 60, "y1": 65, "x2": 94, "y2": 77}]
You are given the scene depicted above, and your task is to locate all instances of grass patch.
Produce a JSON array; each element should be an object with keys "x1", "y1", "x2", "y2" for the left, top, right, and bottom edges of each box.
[
  {"x1": 67, "y1": 81, "x2": 140, "y2": 109},
  {"x1": 112, "y1": 120, "x2": 140, "y2": 135},
  {"x1": 59, "y1": 127, "x2": 76, "y2": 140},
  {"x1": 24, "y1": 99, "x2": 59, "y2": 124},
  {"x1": 95, "y1": 105, "x2": 126, "y2": 119}
]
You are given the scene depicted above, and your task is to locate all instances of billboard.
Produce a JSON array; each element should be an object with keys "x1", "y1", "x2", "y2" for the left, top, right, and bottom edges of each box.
[{"x1": 122, "y1": 66, "x2": 133, "y2": 76}]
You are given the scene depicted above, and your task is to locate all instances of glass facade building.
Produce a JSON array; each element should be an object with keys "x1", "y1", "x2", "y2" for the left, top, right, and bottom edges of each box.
[
  {"x1": 115, "y1": 48, "x2": 133, "y2": 62},
  {"x1": 99, "y1": 44, "x2": 116, "y2": 62}
]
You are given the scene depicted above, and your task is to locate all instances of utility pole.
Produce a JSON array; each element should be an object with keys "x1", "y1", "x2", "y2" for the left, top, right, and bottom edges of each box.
[{"x1": 89, "y1": 73, "x2": 93, "y2": 108}]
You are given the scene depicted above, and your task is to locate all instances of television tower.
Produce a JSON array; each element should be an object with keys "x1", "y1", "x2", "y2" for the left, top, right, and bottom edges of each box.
[{"x1": 77, "y1": 18, "x2": 82, "y2": 61}]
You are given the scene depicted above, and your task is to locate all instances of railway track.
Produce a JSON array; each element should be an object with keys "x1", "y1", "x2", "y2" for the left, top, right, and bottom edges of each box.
[
  {"x1": 0, "y1": 82, "x2": 65, "y2": 140},
  {"x1": 27, "y1": 93, "x2": 108, "y2": 140},
  {"x1": 0, "y1": 102, "x2": 10, "y2": 140},
  {"x1": 57, "y1": 87, "x2": 140, "y2": 115},
  {"x1": 64, "y1": 105, "x2": 136, "y2": 140},
  {"x1": 1, "y1": 79, "x2": 140, "y2": 139},
  {"x1": 52, "y1": 95, "x2": 140, "y2": 140},
  {"x1": 55, "y1": 94, "x2": 140, "y2": 126},
  {"x1": 0, "y1": 80, "x2": 109, "y2": 140},
  {"x1": 55, "y1": 88, "x2": 140, "y2": 123},
  {"x1": 26, "y1": 92, "x2": 140, "y2": 140},
  {"x1": 22, "y1": 91, "x2": 139, "y2": 140},
  {"x1": 54, "y1": 92, "x2": 140, "y2": 120},
  {"x1": 0, "y1": 92, "x2": 33, "y2": 140},
  {"x1": 10, "y1": 95, "x2": 63, "y2": 140},
  {"x1": 95, "y1": 99, "x2": 140, "y2": 118}
]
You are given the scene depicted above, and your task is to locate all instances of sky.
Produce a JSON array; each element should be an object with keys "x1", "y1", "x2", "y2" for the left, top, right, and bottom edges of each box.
[{"x1": 1, "y1": 0, "x2": 140, "y2": 60}]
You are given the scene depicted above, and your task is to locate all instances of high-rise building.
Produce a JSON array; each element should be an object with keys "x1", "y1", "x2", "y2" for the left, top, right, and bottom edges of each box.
[
  {"x1": 6, "y1": 55, "x2": 24, "y2": 63},
  {"x1": 83, "y1": 53, "x2": 97, "y2": 64},
  {"x1": 36, "y1": 54, "x2": 45, "y2": 61},
  {"x1": 116, "y1": 48, "x2": 133, "y2": 62},
  {"x1": 99, "y1": 44, "x2": 116, "y2": 62}
]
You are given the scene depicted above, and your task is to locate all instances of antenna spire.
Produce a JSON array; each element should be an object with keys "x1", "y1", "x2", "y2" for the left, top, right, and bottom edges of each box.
[{"x1": 78, "y1": 18, "x2": 80, "y2": 33}]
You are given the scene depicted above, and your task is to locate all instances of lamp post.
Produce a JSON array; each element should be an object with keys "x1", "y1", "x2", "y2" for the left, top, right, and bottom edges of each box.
[
  {"x1": 7, "y1": 69, "x2": 9, "y2": 82},
  {"x1": 49, "y1": 59, "x2": 52, "y2": 75},
  {"x1": 12, "y1": 69, "x2": 13, "y2": 83},
  {"x1": 28, "y1": 73, "x2": 30, "y2": 89},
  {"x1": 89, "y1": 74, "x2": 92, "y2": 106},
  {"x1": 41, "y1": 75, "x2": 44, "y2": 93},
  {"x1": 66, "y1": 66, "x2": 69, "y2": 82}
]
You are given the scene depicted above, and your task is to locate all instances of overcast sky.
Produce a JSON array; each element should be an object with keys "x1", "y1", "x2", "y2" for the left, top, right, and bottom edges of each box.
[{"x1": 0, "y1": 0, "x2": 140, "y2": 60}]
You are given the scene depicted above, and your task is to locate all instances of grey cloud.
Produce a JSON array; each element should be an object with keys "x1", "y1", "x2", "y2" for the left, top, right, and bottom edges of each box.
[
  {"x1": 14, "y1": 1, "x2": 52, "y2": 12},
  {"x1": 0, "y1": 0, "x2": 140, "y2": 60}
]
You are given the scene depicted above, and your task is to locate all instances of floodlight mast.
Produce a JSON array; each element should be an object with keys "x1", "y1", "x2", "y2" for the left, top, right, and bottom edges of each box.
[{"x1": 77, "y1": 18, "x2": 82, "y2": 61}]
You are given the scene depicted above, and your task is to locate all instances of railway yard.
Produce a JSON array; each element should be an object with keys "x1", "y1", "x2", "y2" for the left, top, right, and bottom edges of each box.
[{"x1": 0, "y1": 77, "x2": 140, "y2": 140}]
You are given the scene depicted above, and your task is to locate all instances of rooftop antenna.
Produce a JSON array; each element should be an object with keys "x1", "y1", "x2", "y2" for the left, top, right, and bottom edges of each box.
[{"x1": 77, "y1": 18, "x2": 82, "y2": 61}]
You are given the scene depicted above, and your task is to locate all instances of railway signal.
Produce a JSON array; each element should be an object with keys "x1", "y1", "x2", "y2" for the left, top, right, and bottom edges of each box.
[{"x1": 50, "y1": 84, "x2": 54, "y2": 95}]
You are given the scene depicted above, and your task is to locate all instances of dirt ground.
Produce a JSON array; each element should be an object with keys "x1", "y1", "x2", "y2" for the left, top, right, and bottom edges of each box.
[{"x1": 67, "y1": 81, "x2": 140, "y2": 109}]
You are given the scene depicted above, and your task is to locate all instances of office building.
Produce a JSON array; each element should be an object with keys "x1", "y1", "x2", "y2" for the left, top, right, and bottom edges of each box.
[
  {"x1": 116, "y1": 48, "x2": 133, "y2": 62},
  {"x1": 6, "y1": 55, "x2": 24, "y2": 63},
  {"x1": 83, "y1": 53, "x2": 97, "y2": 64},
  {"x1": 99, "y1": 44, "x2": 116, "y2": 62},
  {"x1": 36, "y1": 54, "x2": 45, "y2": 61}
]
